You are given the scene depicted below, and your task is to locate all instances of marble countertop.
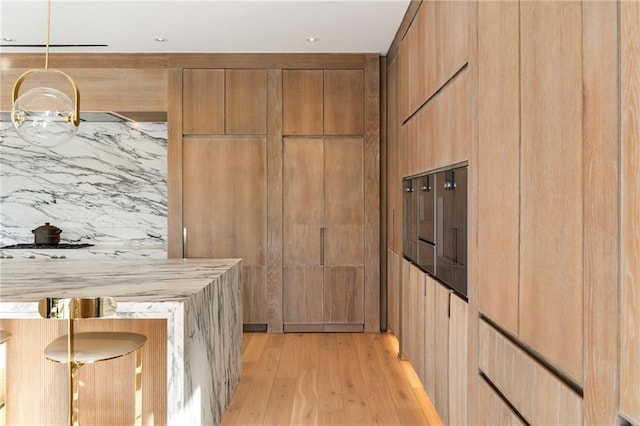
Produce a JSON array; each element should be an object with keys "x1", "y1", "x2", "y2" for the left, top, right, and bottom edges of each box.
[{"x1": 0, "y1": 258, "x2": 240, "y2": 303}]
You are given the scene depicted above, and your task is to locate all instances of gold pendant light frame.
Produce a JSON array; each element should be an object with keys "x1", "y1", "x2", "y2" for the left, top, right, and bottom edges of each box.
[{"x1": 11, "y1": 0, "x2": 80, "y2": 128}]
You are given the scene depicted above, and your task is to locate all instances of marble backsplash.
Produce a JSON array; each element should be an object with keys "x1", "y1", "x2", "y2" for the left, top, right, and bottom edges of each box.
[{"x1": 0, "y1": 118, "x2": 168, "y2": 250}]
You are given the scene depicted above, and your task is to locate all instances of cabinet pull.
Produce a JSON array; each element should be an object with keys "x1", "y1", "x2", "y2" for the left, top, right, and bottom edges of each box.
[{"x1": 182, "y1": 227, "x2": 188, "y2": 259}]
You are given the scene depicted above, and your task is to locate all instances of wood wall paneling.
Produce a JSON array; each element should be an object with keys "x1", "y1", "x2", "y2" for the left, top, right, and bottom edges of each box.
[
  {"x1": 282, "y1": 70, "x2": 323, "y2": 135},
  {"x1": 386, "y1": 249, "x2": 401, "y2": 336},
  {"x1": 167, "y1": 69, "x2": 184, "y2": 258},
  {"x1": 477, "y1": 0, "x2": 520, "y2": 336},
  {"x1": 283, "y1": 267, "x2": 324, "y2": 327},
  {"x1": 266, "y1": 69, "x2": 284, "y2": 332},
  {"x1": 477, "y1": 377, "x2": 525, "y2": 426},
  {"x1": 182, "y1": 69, "x2": 224, "y2": 134},
  {"x1": 0, "y1": 68, "x2": 168, "y2": 112},
  {"x1": 433, "y1": 282, "x2": 450, "y2": 425},
  {"x1": 182, "y1": 137, "x2": 268, "y2": 324},
  {"x1": 435, "y1": 0, "x2": 469, "y2": 89},
  {"x1": 418, "y1": 0, "x2": 437, "y2": 105},
  {"x1": 0, "y1": 318, "x2": 166, "y2": 426},
  {"x1": 406, "y1": 12, "x2": 421, "y2": 116},
  {"x1": 323, "y1": 266, "x2": 365, "y2": 325},
  {"x1": 448, "y1": 293, "x2": 468, "y2": 426},
  {"x1": 519, "y1": 0, "x2": 584, "y2": 383},
  {"x1": 582, "y1": 1, "x2": 621, "y2": 424},
  {"x1": 621, "y1": 1, "x2": 640, "y2": 423},
  {"x1": 401, "y1": 265, "x2": 426, "y2": 386},
  {"x1": 423, "y1": 274, "x2": 436, "y2": 400},
  {"x1": 225, "y1": 69, "x2": 267, "y2": 135},
  {"x1": 324, "y1": 70, "x2": 364, "y2": 135},
  {"x1": 479, "y1": 320, "x2": 583, "y2": 425}
]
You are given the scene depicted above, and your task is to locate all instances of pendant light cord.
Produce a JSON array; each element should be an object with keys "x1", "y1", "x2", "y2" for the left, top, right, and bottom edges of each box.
[{"x1": 45, "y1": 0, "x2": 51, "y2": 69}]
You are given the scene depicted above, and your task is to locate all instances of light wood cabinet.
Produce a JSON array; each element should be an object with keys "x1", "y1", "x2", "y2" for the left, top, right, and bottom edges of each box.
[
  {"x1": 386, "y1": 249, "x2": 401, "y2": 336},
  {"x1": 621, "y1": 1, "x2": 640, "y2": 423},
  {"x1": 476, "y1": 0, "x2": 520, "y2": 336},
  {"x1": 519, "y1": 1, "x2": 584, "y2": 384},
  {"x1": 448, "y1": 291, "x2": 468, "y2": 426},
  {"x1": 433, "y1": 281, "x2": 450, "y2": 425},
  {"x1": 182, "y1": 69, "x2": 224, "y2": 134},
  {"x1": 225, "y1": 69, "x2": 267, "y2": 135},
  {"x1": 324, "y1": 70, "x2": 364, "y2": 135},
  {"x1": 283, "y1": 137, "x2": 364, "y2": 331},
  {"x1": 401, "y1": 262, "x2": 425, "y2": 385},
  {"x1": 182, "y1": 137, "x2": 267, "y2": 324},
  {"x1": 477, "y1": 377, "x2": 525, "y2": 426},
  {"x1": 479, "y1": 319, "x2": 583, "y2": 425},
  {"x1": 282, "y1": 70, "x2": 323, "y2": 135}
]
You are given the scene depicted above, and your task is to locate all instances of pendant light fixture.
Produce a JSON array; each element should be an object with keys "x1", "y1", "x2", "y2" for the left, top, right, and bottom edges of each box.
[{"x1": 11, "y1": 0, "x2": 80, "y2": 147}]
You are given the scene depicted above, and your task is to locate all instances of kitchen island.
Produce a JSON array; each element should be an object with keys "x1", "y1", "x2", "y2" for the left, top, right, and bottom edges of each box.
[{"x1": 0, "y1": 258, "x2": 242, "y2": 426}]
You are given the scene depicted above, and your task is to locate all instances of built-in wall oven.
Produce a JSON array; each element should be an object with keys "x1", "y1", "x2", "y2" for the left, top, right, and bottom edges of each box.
[{"x1": 403, "y1": 165, "x2": 467, "y2": 298}]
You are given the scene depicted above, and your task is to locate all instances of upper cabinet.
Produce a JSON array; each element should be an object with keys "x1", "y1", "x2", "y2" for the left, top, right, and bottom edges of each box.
[
  {"x1": 283, "y1": 69, "x2": 364, "y2": 136},
  {"x1": 183, "y1": 68, "x2": 267, "y2": 135}
]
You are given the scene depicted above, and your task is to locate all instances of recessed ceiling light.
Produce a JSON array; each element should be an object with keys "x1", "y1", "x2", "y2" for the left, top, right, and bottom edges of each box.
[
  {"x1": 306, "y1": 37, "x2": 320, "y2": 42},
  {"x1": 154, "y1": 37, "x2": 168, "y2": 43},
  {"x1": 2, "y1": 37, "x2": 16, "y2": 42}
]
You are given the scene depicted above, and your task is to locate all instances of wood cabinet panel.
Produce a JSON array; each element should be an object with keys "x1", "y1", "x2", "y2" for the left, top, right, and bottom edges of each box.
[
  {"x1": 433, "y1": 282, "x2": 450, "y2": 425},
  {"x1": 479, "y1": 320, "x2": 583, "y2": 425},
  {"x1": 282, "y1": 70, "x2": 323, "y2": 135},
  {"x1": 182, "y1": 69, "x2": 224, "y2": 134},
  {"x1": 519, "y1": 1, "x2": 583, "y2": 383},
  {"x1": 323, "y1": 266, "x2": 364, "y2": 325},
  {"x1": 243, "y1": 265, "x2": 267, "y2": 324},
  {"x1": 324, "y1": 70, "x2": 364, "y2": 135},
  {"x1": 387, "y1": 57, "x2": 403, "y2": 254},
  {"x1": 477, "y1": 377, "x2": 525, "y2": 426},
  {"x1": 182, "y1": 137, "x2": 266, "y2": 265},
  {"x1": 417, "y1": 100, "x2": 436, "y2": 174},
  {"x1": 324, "y1": 137, "x2": 364, "y2": 265},
  {"x1": 283, "y1": 137, "x2": 323, "y2": 266},
  {"x1": 423, "y1": 275, "x2": 436, "y2": 399},
  {"x1": 435, "y1": 0, "x2": 468, "y2": 88},
  {"x1": 448, "y1": 293, "x2": 468, "y2": 426},
  {"x1": 418, "y1": 0, "x2": 437, "y2": 104},
  {"x1": 225, "y1": 69, "x2": 267, "y2": 135},
  {"x1": 283, "y1": 266, "x2": 324, "y2": 327},
  {"x1": 386, "y1": 249, "x2": 401, "y2": 336},
  {"x1": 401, "y1": 264, "x2": 426, "y2": 386},
  {"x1": 477, "y1": 0, "x2": 520, "y2": 336},
  {"x1": 405, "y1": 12, "x2": 421, "y2": 115},
  {"x1": 621, "y1": 1, "x2": 640, "y2": 422}
]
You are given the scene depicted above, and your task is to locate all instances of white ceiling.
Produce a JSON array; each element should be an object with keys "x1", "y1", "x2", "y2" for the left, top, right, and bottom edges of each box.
[{"x1": 0, "y1": 0, "x2": 410, "y2": 54}]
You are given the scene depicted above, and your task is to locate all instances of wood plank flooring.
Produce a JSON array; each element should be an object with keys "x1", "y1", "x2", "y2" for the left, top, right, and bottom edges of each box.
[{"x1": 221, "y1": 333, "x2": 442, "y2": 426}]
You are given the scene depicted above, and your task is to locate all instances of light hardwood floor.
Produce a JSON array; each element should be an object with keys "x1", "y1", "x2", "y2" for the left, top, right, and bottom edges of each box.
[{"x1": 221, "y1": 332, "x2": 442, "y2": 426}]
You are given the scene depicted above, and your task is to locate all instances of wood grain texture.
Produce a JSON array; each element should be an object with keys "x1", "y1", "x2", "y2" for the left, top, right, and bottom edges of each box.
[
  {"x1": 386, "y1": 57, "x2": 403, "y2": 254},
  {"x1": 266, "y1": 69, "x2": 284, "y2": 332},
  {"x1": 182, "y1": 69, "x2": 224, "y2": 134},
  {"x1": 479, "y1": 319, "x2": 583, "y2": 425},
  {"x1": 519, "y1": 0, "x2": 584, "y2": 383},
  {"x1": 283, "y1": 137, "x2": 324, "y2": 266},
  {"x1": 433, "y1": 282, "x2": 450, "y2": 425},
  {"x1": 386, "y1": 249, "x2": 401, "y2": 337},
  {"x1": 323, "y1": 137, "x2": 364, "y2": 266},
  {"x1": 167, "y1": 53, "x2": 368, "y2": 70},
  {"x1": 401, "y1": 264, "x2": 425, "y2": 387},
  {"x1": 582, "y1": 2, "x2": 621, "y2": 424},
  {"x1": 448, "y1": 293, "x2": 468, "y2": 426},
  {"x1": 435, "y1": 0, "x2": 469, "y2": 90},
  {"x1": 423, "y1": 275, "x2": 436, "y2": 401},
  {"x1": 386, "y1": 0, "x2": 423, "y2": 64},
  {"x1": 418, "y1": 1, "x2": 437, "y2": 106},
  {"x1": 363, "y1": 55, "x2": 381, "y2": 332},
  {"x1": 405, "y1": 10, "x2": 421, "y2": 116},
  {"x1": 476, "y1": 0, "x2": 520, "y2": 336},
  {"x1": 324, "y1": 70, "x2": 364, "y2": 135},
  {"x1": 167, "y1": 69, "x2": 184, "y2": 258},
  {"x1": 323, "y1": 267, "x2": 365, "y2": 325},
  {"x1": 477, "y1": 377, "x2": 525, "y2": 426},
  {"x1": 243, "y1": 265, "x2": 268, "y2": 324},
  {"x1": 620, "y1": 1, "x2": 640, "y2": 423},
  {"x1": 0, "y1": 53, "x2": 169, "y2": 69},
  {"x1": 283, "y1": 267, "x2": 324, "y2": 326},
  {"x1": 225, "y1": 69, "x2": 267, "y2": 135},
  {"x1": 282, "y1": 70, "x2": 323, "y2": 135},
  {"x1": 1, "y1": 68, "x2": 168, "y2": 112},
  {"x1": 182, "y1": 137, "x2": 267, "y2": 265},
  {"x1": 0, "y1": 318, "x2": 166, "y2": 426}
]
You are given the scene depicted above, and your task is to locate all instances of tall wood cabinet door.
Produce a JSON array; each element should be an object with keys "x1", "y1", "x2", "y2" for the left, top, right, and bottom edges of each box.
[
  {"x1": 448, "y1": 293, "x2": 468, "y2": 426},
  {"x1": 435, "y1": 0, "x2": 469, "y2": 88},
  {"x1": 401, "y1": 264, "x2": 426, "y2": 385},
  {"x1": 323, "y1": 137, "x2": 364, "y2": 266},
  {"x1": 225, "y1": 69, "x2": 267, "y2": 135},
  {"x1": 282, "y1": 70, "x2": 323, "y2": 135},
  {"x1": 323, "y1": 137, "x2": 364, "y2": 329},
  {"x1": 519, "y1": 1, "x2": 583, "y2": 383},
  {"x1": 423, "y1": 275, "x2": 436, "y2": 400},
  {"x1": 387, "y1": 249, "x2": 401, "y2": 335},
  {"x1": 283, "y1": 137, "x2": 324, "y2": 330},
  {"x1": 182, "y1": 137, "x2": 267, "y2": 323},
  {"x1": 477, "y1": 0, "x2": 520, "y2": 336},
  {"x1": 324, "y1": 70, "x2": 364, "y2": 135},
  {"x1": 182, "y1": 69, "x2": 224, "y2": 134},
  {"x1": 433, "y1": 282, "x2": 450, "y2": 425}
]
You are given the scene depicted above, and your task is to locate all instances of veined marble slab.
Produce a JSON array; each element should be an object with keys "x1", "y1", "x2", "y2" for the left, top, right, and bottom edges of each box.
[
  {"x1": 0, "y1": 120, "x2": 167, "y2": 249},
  {"x1": 0, "y1": 258, "x2": 242, "y2": 425}
]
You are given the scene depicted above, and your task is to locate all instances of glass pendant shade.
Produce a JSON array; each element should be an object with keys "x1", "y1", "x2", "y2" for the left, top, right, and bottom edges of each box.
[{"x1": 12, "y1": 86, "x2": 77, "y2": 147}]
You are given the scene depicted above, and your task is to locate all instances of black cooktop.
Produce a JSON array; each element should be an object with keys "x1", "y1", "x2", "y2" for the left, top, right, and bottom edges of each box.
[{"x1": 0, "y1": 243, "x2": 94, "y2": 249}]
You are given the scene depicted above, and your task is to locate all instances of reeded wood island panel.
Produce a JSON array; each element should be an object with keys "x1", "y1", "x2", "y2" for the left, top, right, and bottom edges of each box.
[{"x1": 0, "y1": 258, "x2": 242, "y2": 426}]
